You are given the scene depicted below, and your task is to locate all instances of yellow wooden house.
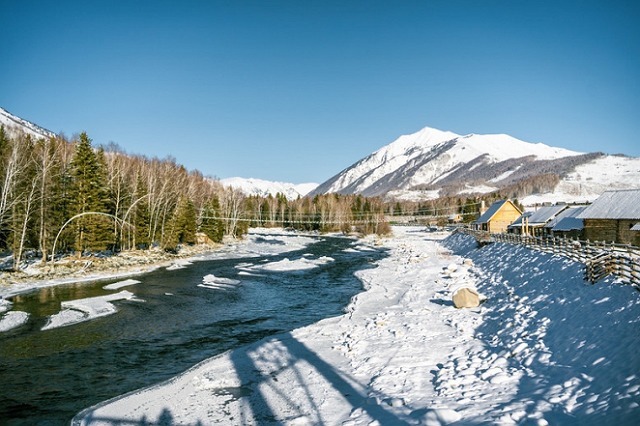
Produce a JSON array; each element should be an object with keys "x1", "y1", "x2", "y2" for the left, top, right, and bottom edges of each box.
[{"x1": 472, "y1": 200, "x2": 522, "y2": 233}]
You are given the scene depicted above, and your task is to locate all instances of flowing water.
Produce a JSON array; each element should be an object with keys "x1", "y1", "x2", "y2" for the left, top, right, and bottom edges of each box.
[{"x1": 0, "y1": 232, "x2": 386, "y2": 425}]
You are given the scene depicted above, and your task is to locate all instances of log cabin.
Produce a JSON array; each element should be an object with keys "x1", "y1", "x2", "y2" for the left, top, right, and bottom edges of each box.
[{"x1": 577, "y1": 189, "x2": 640, "y2": 246}]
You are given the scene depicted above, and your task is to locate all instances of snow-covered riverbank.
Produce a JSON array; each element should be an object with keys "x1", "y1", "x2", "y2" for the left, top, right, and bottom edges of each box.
[{"x1": 75, "y1": 227, "x2": 640, "y2": 425}]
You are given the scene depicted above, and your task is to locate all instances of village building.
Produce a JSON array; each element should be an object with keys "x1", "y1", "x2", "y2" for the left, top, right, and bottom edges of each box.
[
  {"x1": 544, "y1": 206, "x2": 587, "y2": 239},
  {"x1": 471, "y1": 200, "x2": 522, "y2": 233},
  {"x1": 507, "y1": 211, "x2": 532, "y2": 234},
  {"x1": 577, "y1": 189, "x2": 640, "y2": 246},
  {"x1": 508, "y1": 205, "x2": 568, "y2": 236}
]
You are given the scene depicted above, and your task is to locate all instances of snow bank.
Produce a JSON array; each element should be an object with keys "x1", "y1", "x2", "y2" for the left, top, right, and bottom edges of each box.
[
  {"x1": 0, "y1": 311, "x2": 29, "y2": 332},
  {"x1": 42, "y1": 290, "x2": 137, "y2": 331},
  {"x1": 166, "y1": 260, "x2": 193, "y2": 270},
  {"x1": 74, "y1": 227, "x2": 640, "y2": 425}
]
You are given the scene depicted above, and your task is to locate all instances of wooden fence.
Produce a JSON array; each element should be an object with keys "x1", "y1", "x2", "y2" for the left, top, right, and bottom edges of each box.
[{"x1": 461, "y1": 229, "x2": 640, "y2": 288}]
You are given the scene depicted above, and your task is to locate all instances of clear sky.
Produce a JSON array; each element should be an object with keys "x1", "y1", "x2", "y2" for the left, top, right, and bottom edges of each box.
[{"x1": 1, "y1": 0, "x2": 638, "y2": 183}]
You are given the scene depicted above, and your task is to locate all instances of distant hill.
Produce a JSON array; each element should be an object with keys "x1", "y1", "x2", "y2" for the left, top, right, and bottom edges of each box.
[
  {"x1": 221, "y1": 177, "x2": 318, "y2": 200},
  {"x1": 310, "y1": 126, "x2": 640, "y2": 205},
  {"x1": 0, "y1": 107, "x2": 55, "y2": 140}
]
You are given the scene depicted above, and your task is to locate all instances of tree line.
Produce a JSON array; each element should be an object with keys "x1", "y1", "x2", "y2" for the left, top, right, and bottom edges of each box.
[{"x1": 0, "y1": 127, "x2": 390, "y2": 270}]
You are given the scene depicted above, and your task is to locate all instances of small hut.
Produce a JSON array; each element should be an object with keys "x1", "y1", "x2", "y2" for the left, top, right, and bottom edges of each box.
[{"x1": 471, "y1": 200, "x2": 522, "y2": 233}]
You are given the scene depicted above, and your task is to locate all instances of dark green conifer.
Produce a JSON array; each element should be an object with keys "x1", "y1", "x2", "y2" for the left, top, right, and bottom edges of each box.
[
  {"x1": 200, "y1": 196, "x2": 224, "y2": 243},
  {"x1": 69, "y1": 132, "x2": 111, "y2": 253}
]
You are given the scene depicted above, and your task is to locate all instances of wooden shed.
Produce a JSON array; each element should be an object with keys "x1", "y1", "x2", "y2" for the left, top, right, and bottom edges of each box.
[
  {"x1": 471, "y1": 200, "x2": 522, "y2": 233},
  {"x1": 545, "y1": 206, "x2": 587, "y2": 239},
  {"x1": 577, "y1": 189, "x2": 640, "y2": 246},
  {"x1": 508, "y1": 205, "x2": 569, "y2": 236}
]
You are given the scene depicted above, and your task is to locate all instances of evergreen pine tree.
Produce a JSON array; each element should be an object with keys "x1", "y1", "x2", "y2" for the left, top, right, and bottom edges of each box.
[
  {"x1": 131, "y1": 177, "x2": 151, "y2": 250},
  {"x1": 177, "y1": 198, "x2": 197, "y2": 245},
  {"x1": 69, "y1": 132, "x2": 111, "y2": 254},
  {"x1": 200, "y1": 196, "x2": 224, "y2": 243}
]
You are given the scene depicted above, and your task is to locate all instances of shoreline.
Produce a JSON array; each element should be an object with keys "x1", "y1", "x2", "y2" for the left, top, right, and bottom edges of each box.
[
  {"x1": 0, "y1": 245, "x2": 218, "y2": 299},
  {"x1": 0, "y1": 227, "x2": 351, "y2": 300}
]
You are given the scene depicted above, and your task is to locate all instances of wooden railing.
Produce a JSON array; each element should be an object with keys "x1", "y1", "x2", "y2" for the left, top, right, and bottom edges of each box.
[{"x1": 460, "y1": 229, "x2": 640, "y2": 287}]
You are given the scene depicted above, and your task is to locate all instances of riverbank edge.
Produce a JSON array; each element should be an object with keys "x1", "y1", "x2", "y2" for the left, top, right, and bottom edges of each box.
[
  {"x1": 0, "y1": 228, "x2": 356, "y2": 300},
  {"x1": 0, "y1": 243, "x2": 224, "y2": 299}
]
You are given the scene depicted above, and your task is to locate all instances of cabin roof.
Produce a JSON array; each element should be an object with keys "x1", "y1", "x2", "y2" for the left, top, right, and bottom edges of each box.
[
  {"x1": 508, "y1": 211, "x2": 533, "y2": 228},
  {"x1": 474, "y1": 200, "x2": 520, "y2": 224},
  {"x1": 631, "y1": 222, "x2": 640, "y2": 231},
  {"x1": 577, "y1": 189, "x2": 640, "y2": 220},
  {"x1": 546, "y1": 206, "x2": 587, "y2": 231}
]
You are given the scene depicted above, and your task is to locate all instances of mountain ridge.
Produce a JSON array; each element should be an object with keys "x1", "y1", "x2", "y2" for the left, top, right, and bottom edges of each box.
[
  {"x1": 0, "y1": 107, "x2": 55, "y2": 140},
  {"x1": 310, "y1": 125, "x2": 640, "y2": 205},
  {"x1": 221, "y1": 177, "x2": 318, "y2": 200}
]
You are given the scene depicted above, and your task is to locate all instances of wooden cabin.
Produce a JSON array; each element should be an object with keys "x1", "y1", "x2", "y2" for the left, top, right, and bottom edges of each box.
[
  {"x1": 577, "y1": 189, "x2": 640, "y2": 246},
  {"x1": 472, "y1": 200, "x2": 522, "y2": 233},
  {"x1": 544, "y1": 206, "x2": 587, "y2": 239},
  {"x1": 508, "y1": 205, "x2": 569, "y2": 236}
]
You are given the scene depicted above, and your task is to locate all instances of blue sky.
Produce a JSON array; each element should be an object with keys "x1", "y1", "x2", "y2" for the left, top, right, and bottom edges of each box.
[{"x1": 1, "y1": 0, "x2": 638, "y2": 183}]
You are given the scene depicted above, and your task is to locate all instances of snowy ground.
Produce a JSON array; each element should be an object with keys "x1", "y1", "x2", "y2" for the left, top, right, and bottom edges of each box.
[{"x1": 74, "y1": 226, "x2": 640, "y2": 425}]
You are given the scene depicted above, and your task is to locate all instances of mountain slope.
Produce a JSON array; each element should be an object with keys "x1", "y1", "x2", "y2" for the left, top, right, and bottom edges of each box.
[
  {"x1": 0, "y1": 107, "x2": 55, "y2": 140},
  {"x1": 311, "y1": 125, "x2": 640, "y2": 203},
  {"x1": 221, "y1": 177, "x2": 318, "y2": 200}
]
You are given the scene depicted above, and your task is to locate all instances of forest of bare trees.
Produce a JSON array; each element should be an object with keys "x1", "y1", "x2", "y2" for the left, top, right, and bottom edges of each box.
[{"x1": 0, "y1": 126, "x2": 390, "y2": 270}]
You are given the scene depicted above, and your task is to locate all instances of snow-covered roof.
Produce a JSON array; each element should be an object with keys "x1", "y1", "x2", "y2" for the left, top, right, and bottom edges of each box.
[
  {"x1": 546, "y1": 206, "x2": 587, "y2": 231},
  {"x1": 508, "y1": 211, "x2": 533, "y2": 228},
  {"x1": 509, "y1": 205, "x2": 567, "y2": 228},
  {"x1": 632, "y1": 223, "x2": 640, "y2": 231},
  {"x1": 474, "y1": 200, "x2": 519, "y2": 224},
  {"x1": 577, "y1": 189, "x2": 640, "y2": 220},
  {"x1": 528, "y1": 205, "x2": 569, "y2": 225}
]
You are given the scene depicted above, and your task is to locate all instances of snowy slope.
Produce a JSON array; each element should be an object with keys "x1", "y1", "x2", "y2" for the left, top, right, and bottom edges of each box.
[
  {"x1": 221, "y1": 177, "x2": 318, "y2": 200},
  {"x1": 311, "y1": 125, "x2": 639, "y2": 203},
  {"x1": 521, "y1": 155, "x2": 640, "y2": 205},
  {"x1": 0, "y1": 107, "x2": 55, "y2": 140}
]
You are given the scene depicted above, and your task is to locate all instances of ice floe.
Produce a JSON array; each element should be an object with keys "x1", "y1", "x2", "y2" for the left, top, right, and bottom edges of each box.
[
  {"x1": 42, "y1": 290, "x2": 137, "y2": 330},
  {"x1": 103, "y1": 279, "x2": 141, "y2": 290},
  {"x1": 197, "y1": 274, "x2": 241, "y2": 290},
  {"x1": 0, "y1": 311, "x2": 29, "y2": 332},
  {"x1": 239, "y1": 256, "x2": 335, "y2": 273}
]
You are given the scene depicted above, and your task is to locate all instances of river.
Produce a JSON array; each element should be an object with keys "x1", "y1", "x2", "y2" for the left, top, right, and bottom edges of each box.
[{"x1": 0, "y1": 231, "x2": 386, "y2": 425}]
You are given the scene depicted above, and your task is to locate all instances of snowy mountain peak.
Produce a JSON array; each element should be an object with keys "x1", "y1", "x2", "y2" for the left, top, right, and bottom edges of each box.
[
  {"x1": 0, "y1": 107, "x2": 55, "y2": 140},
  {"x1": 310, "y1": 124, "x2": 637, "y2": 204},
  {"x1": 221, "y1": 177, "x2": 318, "y2": 200}
]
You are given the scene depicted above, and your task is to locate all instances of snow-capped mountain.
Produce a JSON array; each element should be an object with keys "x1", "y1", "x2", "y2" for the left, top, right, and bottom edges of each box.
[
  {"x1": 221, "y1": 177, "x2": 318, "y2": 200},
  {"x1": 0, "y1": 107, "x2": 55, "y2": 140},
  {"x1": 310, "y1": 125, "x2": 640, "y2": 204}
]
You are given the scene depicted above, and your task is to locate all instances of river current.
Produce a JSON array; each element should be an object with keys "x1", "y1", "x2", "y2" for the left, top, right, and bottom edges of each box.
[{"x1": 0, "y1": 232, "x2": 386, "y2": 425}]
